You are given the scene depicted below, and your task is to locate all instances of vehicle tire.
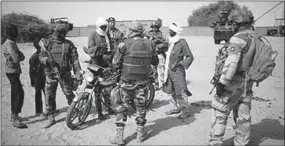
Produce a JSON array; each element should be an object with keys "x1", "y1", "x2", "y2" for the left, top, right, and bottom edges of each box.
[
  {"x1": 145, "y1": 82, "x2": 155, "y2": 108},
  {"x1": 66, "y1": 92, "x2": 92, "y2": 130},
  {"x1": 269, "y1": 30, "x2": 277, "y2": 36},
  {"x1": 214, "y1": 39, "x2": 220, "y2": 44}
]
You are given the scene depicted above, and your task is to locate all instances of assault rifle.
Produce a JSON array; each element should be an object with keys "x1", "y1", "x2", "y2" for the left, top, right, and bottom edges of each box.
[
  {"x1": 209, "y1": 43, "x2": 229, "y2": 95},
  {"x1": 144, "y1": 33, "x2": 167, "y2": 44},
  {"x1": 209, "y1": 74, "x2": 221, "y2": 95}
]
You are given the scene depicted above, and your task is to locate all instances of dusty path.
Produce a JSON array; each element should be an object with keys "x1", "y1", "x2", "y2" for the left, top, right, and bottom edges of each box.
[{"x1": 1, "y1": 36, "x2": 284, "y2": 145}]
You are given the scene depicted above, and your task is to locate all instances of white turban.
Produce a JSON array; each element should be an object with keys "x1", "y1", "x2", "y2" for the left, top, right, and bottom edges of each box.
[
  {"x1": 169, "y1": 23, "x2": 183, "y2": 35},
  {"x1": 96, "y1": 17, "x2": 108, "y2": 27}
]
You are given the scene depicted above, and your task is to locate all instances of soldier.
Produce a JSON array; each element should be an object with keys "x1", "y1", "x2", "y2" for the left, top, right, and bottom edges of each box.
[
  {"x1": 146, "y1": 20, "x2": 168, "y2": 90},
  {"x1": 3, "y1": 23, "x2": 28, "y2": 128},
  {"x1": 85, "y1": 17, "x2": 115, "y2": 121},
  {"x1": 208, "y1": 10, "x2": 257, "y2": 146},
  {"x1": 212, "y1": 9, "x2": 230, "y2": 28},
  {"x1": 110, "y1": 20, "x2": 159, "y2": 145},
  {"x1": 163, "y1": 23, "x2": 193, "y2": 119},
  {"x1": 39, "y1": 24, "x2": 83, "y2": 128}
]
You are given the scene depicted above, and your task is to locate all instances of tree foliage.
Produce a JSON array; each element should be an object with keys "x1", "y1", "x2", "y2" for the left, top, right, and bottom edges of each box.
[
  {"x1": 1, "y1": 12, "x2": 48, "y2": 44},
  {"x1": 187, "y1": 1, "x2": 253, "y2": 26}
]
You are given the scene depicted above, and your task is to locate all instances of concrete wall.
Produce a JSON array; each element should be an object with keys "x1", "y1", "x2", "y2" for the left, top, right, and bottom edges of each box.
[{"x1": 67, "y1": 26, "x2": 274, "y2": 37}]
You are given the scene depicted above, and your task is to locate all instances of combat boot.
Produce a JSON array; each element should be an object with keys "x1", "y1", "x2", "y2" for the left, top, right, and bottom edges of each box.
[
  {"x1": 136, "y1": 125, "x2": 149, "y2": 143},
  {"x1": 110, "y1": 125, "x2": 125, "y2": 146},
  {"x1": 11, "y1": 113, "x2": 27, "y2": 129},
  {"x1": 44, "y1": 113, "x2": 56, "y2": 129}
]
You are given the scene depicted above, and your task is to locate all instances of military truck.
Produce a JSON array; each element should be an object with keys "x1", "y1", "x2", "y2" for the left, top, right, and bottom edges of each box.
[
  {"x1": 50, "y1": 17, "x2": 73, "y2": 32},
  {"x1": 267, "y1": 25, "x2": 285, "y2": 36}
]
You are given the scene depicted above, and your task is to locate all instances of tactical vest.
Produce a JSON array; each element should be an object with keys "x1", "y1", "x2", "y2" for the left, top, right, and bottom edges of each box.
[
  {"x1": 234, "y1": 30, "x2": 256, "y2": 73},
  {"x1": 121, "y1": 38, "x2": 153, "y2": 81},
  {"x1": 49, "y1": 40, "x2": 70, "y2": 68}
]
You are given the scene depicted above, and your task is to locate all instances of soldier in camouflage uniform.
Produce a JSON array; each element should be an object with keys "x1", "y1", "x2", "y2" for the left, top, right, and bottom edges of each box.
[
  {"x1": 110, "y1": 20, "x2": 159, "y2": 145},
  {"x1": 145, "y1": 20, "x2": 168, "y2": 89},
  {"x1": 39, "y1": 24, "x2": 83, "y2": 128},
  {"x1": 209, "y1": 10, "x2": 257, "y2": 146}
]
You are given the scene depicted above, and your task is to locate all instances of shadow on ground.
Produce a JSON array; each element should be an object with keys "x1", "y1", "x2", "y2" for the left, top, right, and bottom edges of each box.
[
  {"x1": 25, "y1": 106, "x2": 69, "y2": 125},
  {"x1": 124, "y1": 100, "x2": 212, "y2": 144},
  {"x1": 223, "y1": 119, "x2": 284, "y2": 146},
  {"x1": 148, "y1": 99, "x2": 169, "y2": 111}
]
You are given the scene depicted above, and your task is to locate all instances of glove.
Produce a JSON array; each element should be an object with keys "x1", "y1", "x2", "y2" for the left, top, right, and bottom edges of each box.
[
  {"x1": 152, "y1": 39, "x2": 158, "y2": 44},
  {"x1": 97, "y1": 43, "x2": 108, "y2": 48},
  {"x1": 216, "y1": 82, "x2": 225, "y2": 97},
  {"x1": 46, "y1": 58, "x2": 56, "y2": 66}
]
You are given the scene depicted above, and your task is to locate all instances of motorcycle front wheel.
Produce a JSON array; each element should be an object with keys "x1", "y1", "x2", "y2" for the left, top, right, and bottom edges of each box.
[{"x1": 66, "y1": 92, "x2": 92, "y2": 130}]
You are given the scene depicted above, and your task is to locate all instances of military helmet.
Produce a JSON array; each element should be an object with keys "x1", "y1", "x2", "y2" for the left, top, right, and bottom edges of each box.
[
  {"x1": 128, "y1": 20, "x2": 144, "y2": 32},
  {"x1": 229, "y1": 9, "x2": 254, "y2": 24},
  {"x1": 150, "y1": 20, "x2": 161, "y2": 28}
]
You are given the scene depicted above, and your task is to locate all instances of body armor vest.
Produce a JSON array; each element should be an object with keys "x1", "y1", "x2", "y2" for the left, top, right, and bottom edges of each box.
[
  {"x1": 122, "y1": 38, "x2": 153, "y2": 81},
  {"x1": 49, "y1": 40, "x2": 70, "y2": 68}
]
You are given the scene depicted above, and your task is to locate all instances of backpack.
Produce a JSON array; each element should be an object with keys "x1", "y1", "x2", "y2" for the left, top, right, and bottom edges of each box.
[
  {"x1": 211, "y1": 32, "x2": 278, "y2": 87},
  {"x1": 246, "y1": 33, "x2": 278, "y2": 86}
]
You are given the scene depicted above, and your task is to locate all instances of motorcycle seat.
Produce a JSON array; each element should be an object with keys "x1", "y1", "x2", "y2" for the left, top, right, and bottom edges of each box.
[
  {"x1": 99, "y1": 80, "x2": 117, "y2": 87},
  {"x1": 87, "y1": 64, "x2": 104, "y2": 72}
]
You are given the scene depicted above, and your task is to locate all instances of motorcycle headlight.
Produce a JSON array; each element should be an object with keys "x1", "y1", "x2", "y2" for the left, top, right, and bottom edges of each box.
[{"x1": 84, "y1": 70, "x2": 94, "y2": 82}]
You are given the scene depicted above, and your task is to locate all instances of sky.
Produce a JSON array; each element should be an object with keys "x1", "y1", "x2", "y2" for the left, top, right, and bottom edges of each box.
[{"x1": 1, "y1": 1, "x2": 284, "y2": 27}]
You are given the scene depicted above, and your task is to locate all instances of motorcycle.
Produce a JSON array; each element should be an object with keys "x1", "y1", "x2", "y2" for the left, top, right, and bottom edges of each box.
[{"x1": 65, "y1": 63, "x2": 155, "y2": 130}]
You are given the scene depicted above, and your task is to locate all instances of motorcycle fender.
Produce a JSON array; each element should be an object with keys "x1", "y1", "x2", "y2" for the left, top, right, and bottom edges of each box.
[{"x1": 73, "y1": 92, "x2": 90, "y2": 102}]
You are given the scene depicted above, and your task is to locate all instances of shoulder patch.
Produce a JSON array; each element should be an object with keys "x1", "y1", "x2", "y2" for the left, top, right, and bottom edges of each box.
[
  {"x1": 229, "y1": 36, "x2": 247, "y2": 48},
  {"x1": 227, "y1": 44, "x2": 241, "y2": 55}
]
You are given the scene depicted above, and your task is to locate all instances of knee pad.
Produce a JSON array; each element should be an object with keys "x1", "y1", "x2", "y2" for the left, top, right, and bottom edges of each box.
[
  {"x1": 211, "y1": 95, "x2": 231, "y2": 113},
  {"x1": 115, "y1": 106, "x2": 127, "y2": 113},
  {"x1": 116, "y1": 106, "x2": 128, "y2": 123}
]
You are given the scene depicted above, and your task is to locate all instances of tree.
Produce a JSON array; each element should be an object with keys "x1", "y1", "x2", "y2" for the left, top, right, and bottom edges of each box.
[
  {"x1": 187, "y1": 1, "x2": 252, "y2": 26},
  {"x1": 1, "y1": 12, "x2": 47, "y2": 44}
]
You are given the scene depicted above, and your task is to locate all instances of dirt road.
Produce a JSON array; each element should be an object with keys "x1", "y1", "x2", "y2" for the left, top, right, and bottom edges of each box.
[{"x1": 1, "y1": 36, "x2": 284, "y2": 145}]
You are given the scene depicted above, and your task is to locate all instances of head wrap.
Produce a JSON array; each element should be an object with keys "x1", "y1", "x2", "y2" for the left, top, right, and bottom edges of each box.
[
  {"x1": 96, "y1": 17, "x2": 108, "y2": 28},
  {"x1": 169, "y1": 23, "x2": 183, "y2": 35}
]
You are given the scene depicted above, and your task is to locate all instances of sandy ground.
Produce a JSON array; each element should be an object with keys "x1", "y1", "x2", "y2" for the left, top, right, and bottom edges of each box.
[{"x1": 1, "y1": 36, "x2": 284, "y2": 145}]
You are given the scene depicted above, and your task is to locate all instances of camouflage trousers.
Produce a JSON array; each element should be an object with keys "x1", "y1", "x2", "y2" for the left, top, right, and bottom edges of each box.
[
  {"x1": 115, "y1": 81, "x2": 148, "y2": 126},
  {"x1": 153, "y1": 54, "x2": 165, "y2": 88},
  {"x1": 157, "y1": 54, "x2": 165, "y2": 88},
  {"x1": 209, "y1": 86, "x2": 253, "y2": 146},
  {"x1": 45, "y1": 72, "x2": 75, "y2": 115}
]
